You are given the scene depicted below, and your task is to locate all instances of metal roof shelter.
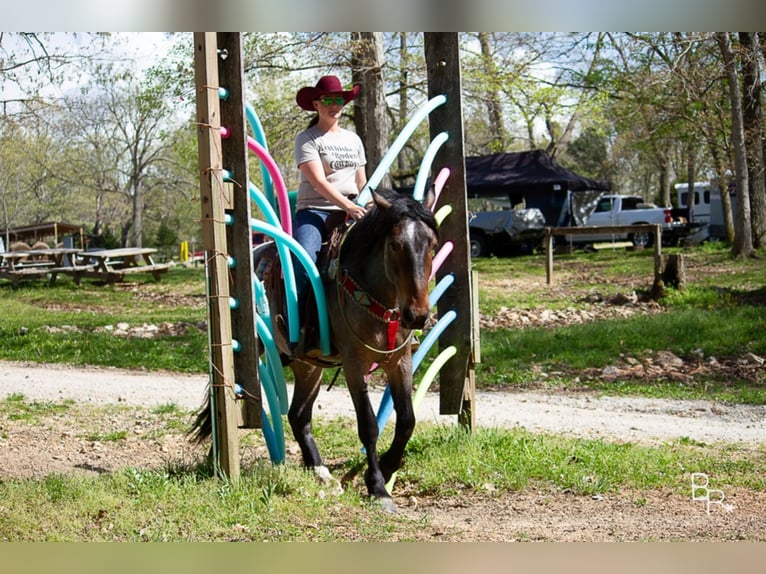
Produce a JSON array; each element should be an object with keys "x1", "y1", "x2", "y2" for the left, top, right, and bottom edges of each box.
[{"x1": 0, "y1": 222, "x2": 84, "y2": 249}]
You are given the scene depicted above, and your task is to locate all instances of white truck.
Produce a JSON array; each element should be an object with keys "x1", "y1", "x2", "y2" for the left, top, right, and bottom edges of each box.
[{"x1": 564, "y1": 194, "x2": 692, "y2": 248}]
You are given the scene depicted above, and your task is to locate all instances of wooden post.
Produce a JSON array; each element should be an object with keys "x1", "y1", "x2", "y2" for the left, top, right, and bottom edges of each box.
[
  {"x1": 194, "y1": 32, "x2": 240, "y2": 481},
  {"x1": 545, "y1": 227, "x2": 554, "y2": 285},
  {"x1": 424, "y1": 33, "x2": 475, "y2": 418},
  {"x1": 216, "y1": 33, "x2": 261, "y2": 429},
  {"x1": 458, "y1": 269, "x2": 481, "y2": 430},
  {"x1": 653, "y1": 223, "x2": 662, "y2": 284}
]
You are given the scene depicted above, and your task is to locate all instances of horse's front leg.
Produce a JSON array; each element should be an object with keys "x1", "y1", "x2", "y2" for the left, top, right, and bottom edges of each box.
[
  {"x1": 344, "y1": 364, "x2": 395, "y2": 511},
  {"x1": 378, "y1": 355, "x2": 415, "y2": 483}
]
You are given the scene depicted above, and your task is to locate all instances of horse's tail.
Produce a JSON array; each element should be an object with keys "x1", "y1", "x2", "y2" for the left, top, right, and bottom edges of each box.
[{"x1": 188, "y1": 395, "x2": 212, "y2": 444}]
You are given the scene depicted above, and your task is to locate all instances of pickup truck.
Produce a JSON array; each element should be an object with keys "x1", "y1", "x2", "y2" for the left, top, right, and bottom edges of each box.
[
  {"x1": 469, "y1": 208, "x2": 546, "y2": 257},
  {"x1": 564, "y1": 194, "x2": 691, "y2": 248}
]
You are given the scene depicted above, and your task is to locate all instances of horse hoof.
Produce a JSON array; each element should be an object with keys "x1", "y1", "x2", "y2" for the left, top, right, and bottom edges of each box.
[
  {"x1": 314, "y1": 466, "x2": 343, "y2": 495},
  {"x1": 377, "y1": 497, "x2": 397, "y2": 514}
]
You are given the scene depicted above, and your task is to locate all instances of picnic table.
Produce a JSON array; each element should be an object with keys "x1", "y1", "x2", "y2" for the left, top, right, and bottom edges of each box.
[
  {"x1": 0, "y1": 248, "x2": 90, "y2": 286},
  {"x1": 77, "y1": 247, "x2": 171, "y2": 283}
]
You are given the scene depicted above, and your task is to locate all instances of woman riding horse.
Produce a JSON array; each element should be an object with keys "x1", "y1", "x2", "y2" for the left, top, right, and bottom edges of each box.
[{"x1": 192, "y1": 186, "x2": 438, "y2": 513}]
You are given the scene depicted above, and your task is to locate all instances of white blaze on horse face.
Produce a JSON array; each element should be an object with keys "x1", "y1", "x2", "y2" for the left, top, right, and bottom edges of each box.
[{"x1": 386, "y1": 219, "x2": 434, "y2": 327}]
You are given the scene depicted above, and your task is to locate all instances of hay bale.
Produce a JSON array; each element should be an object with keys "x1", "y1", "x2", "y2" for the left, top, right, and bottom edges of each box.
[
  {"x1": 30, "y1": 241, "x2": 50, "y2": 259},
  {"x1": 9, "y1": 241, "x2": 31, "y2": 252}
]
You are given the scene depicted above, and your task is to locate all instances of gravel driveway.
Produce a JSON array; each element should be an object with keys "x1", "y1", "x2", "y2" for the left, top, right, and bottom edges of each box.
[{"x1": 2, "y1": 360, "x2": 763, "y2": 446}]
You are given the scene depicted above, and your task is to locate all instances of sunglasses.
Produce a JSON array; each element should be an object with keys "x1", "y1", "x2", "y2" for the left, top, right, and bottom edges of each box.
[{"x1": 318, "y1": 96, "x2": 346, "y2": 106}]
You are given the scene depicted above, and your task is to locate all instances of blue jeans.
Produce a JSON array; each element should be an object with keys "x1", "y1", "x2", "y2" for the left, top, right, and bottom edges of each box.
[{"x1": 292, "y1": 208, "x2": 337, "y2": 319}]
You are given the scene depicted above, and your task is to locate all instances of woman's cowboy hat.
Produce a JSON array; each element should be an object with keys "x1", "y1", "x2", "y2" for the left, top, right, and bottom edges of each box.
[{"x1": 296, "y1": 75, "x2": 361, "y2": 111}]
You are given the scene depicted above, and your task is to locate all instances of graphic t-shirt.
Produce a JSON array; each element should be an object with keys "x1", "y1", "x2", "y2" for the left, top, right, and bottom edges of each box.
[{"x1": 294, "y1": 126, "x2": 366, "y2": 211}]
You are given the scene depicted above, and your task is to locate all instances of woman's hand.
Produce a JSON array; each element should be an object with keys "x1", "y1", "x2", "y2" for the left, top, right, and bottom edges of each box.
[{"x1": 345, "y1": 202, "x2": 367, "y2": 221}]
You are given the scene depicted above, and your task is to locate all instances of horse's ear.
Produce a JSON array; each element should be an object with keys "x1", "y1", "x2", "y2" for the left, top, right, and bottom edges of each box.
[
  {"x1": 371, "y1": 189, "x2": 392, "y2": 210},
  {"x1": 421, "y1": 183, "x2": 437, "y2": 211}
]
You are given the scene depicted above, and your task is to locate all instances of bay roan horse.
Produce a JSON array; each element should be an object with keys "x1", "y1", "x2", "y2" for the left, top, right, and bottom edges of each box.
[{"x1": 192, "y1": 187, "x2": 439, "y2": 512}]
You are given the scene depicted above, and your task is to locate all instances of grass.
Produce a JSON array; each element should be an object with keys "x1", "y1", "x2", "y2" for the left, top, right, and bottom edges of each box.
[
  {"x1": 1, "y1": 402, "x2": 764, "y2": 541},
  {"x1": 0, "y1": 267, "x2": 209, "y2": 372},
  {"x1": 0, "y1": 244, "x2": 764, "y2": 540},
  {"x1": 470, "y1": 244, "x2": 766, "y2": 403},
  {"x1": 0, "y1": 393, "x2": 74, "y2": 423}
]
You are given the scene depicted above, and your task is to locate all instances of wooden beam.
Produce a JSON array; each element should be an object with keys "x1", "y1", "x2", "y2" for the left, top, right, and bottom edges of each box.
[
  {"x1": 193, "y1": 32, "x2": 240, "y2": 481},
  {"x1": 216, "y1": 32, "x2": 262, "y2": 429},
  {"x1": 424, "y1": 33, "x2": 475, "y2": 416}
]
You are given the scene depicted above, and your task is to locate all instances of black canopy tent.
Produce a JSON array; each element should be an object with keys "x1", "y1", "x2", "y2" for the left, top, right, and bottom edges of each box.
[{"x1": 463, "y1": 150, "x2": 611, "y2": 226}]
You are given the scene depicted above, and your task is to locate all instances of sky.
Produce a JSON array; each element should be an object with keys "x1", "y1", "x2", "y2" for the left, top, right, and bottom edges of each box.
[{"x1": 1, "y1": 33, "x2": 178, "y2": 105}]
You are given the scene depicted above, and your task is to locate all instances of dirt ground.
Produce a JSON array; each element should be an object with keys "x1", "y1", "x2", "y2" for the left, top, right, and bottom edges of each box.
[{"x1": 1, "y1": 361, "x2": 764, "y2": 541}]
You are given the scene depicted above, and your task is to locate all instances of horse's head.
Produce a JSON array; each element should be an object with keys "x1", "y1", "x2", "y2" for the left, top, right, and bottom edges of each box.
[{"x1": 370, "y1": 188, "x2": 439, "y2": 330}]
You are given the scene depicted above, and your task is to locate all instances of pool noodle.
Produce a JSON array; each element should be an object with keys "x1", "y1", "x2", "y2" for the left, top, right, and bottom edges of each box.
[
  {"x1": 258, "y1": 359, "x2": 285, "y2": 463},
  {"x1": 428, "y1": 273, "x2": 454, "y2": 308},
  {"x1": 432, "y1": 167, "x2": 450, "y2": 208},
  {"x1": 256, "y1": 313, "x2": 289, "y2": 415},
  {"x1": 413, "y1": 131, "x2": 449, "y2": 201},
  {"x1": 249, "y1": 182, "x2": 300, "y2": 343},
  {"x1": 430, "y1": 241, "x2": 453, "y2": 281},
  {"x1": 384, "y1": 345, "x2": 457, "y2": 494},
  {"x1": 244, "y1": 103, "x2": 276, "y2": 207},
  {"x1": 434, "y1": 205, "x2": 452, "y2": 226},
  {"x1": 247, "y1": 136, "x2": 292, "y2": 236},
  {"x1": 375, "y1": 309, "x2": 457, "y2": 433},
  {"x1": 357, "y1": 95, "x2": 447, "y2": 206},
  {"x1": 250, "y1": 218, "x2": 331, "y2": 356}
]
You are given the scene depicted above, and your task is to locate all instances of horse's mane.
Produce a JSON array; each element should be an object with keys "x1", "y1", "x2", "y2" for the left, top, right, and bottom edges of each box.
[{"x1": 342, "y1": 189, "x2": 438, "y2": 262}]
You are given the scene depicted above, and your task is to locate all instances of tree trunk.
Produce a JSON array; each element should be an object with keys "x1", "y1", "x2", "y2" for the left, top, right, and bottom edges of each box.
[
  {"x1": 396, "y1": 33, "x2": 409, "y2": 180},
  {"x1": 686, "y1": 150, "x2": 696, "y2": 220},
  {"x1": 739, "y1": 32, "x2": 766, "y2": 248},
  {"x1": 132, "y1": 179, "x2": 143, "y2": 247},
  {"x1": 478, "y1": 33, "x2": 507, "y2": 153},
  {"x1": 716, "y1": 32, "x2": 753, "y2": 257},
  {"x1": 710, "y1": 144, "x2": 736, "y2": 242},
  {"x1": 351, "y1": 32, "x2": 389, "y2": 189},
  {"x1": 658, "y1": 153, "x2": 672, "y2": 206}
]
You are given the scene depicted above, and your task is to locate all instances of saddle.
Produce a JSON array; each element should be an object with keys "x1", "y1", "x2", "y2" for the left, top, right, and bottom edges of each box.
[{"x1": 255, "y1": 214, "x2": 349, "y2": 366}]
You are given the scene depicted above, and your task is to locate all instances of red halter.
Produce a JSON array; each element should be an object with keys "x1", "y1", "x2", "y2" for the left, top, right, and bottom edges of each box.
[{"x1": 337, "y1": 268, "x2": 400, "y2": 351}]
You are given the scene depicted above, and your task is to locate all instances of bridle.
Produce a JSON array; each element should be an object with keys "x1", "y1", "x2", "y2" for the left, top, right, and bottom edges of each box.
[{"x1": 330, "y1": 223, "x2": 413, "y2": 356}]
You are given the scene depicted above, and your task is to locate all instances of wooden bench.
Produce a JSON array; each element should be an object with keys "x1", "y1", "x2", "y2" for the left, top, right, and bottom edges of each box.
[
  {"x1": 47, "y1": 264, "x2": 97, "y2": 285},
  {"x1": 0, "y1": 267, "x2": 54, "y2": 287},
  {"x1": 80, "y1": 262, "x2": 172, "y2": 283}
]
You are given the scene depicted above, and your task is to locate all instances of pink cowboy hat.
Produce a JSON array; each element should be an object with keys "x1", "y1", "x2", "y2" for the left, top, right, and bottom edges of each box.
[{"x1": 296, "y1": 75, "x2": 361, "y2": 111}]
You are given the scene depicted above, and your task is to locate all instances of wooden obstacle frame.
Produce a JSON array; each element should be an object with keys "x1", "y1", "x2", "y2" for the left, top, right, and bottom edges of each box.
[{"x1": 194, "y1": 32, "x2": 477, "y2": 481}]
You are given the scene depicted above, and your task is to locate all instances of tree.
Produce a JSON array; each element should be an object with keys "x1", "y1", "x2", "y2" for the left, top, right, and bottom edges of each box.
[
  {"x1": 56, "y1": 62, "x2": 180, "y2": 247},
  {"x1": 716, "y1": 32, "x2": 754, "y2": 258},
  {"x1": 739, "y1": 32, "x2": 766, "y2": 248},
  {"x1": 476, "y1": 32, "x2": 508, "y2": 153},
  {"x1": 351, "y1": 32, "x2": 389, "y2": 187}
]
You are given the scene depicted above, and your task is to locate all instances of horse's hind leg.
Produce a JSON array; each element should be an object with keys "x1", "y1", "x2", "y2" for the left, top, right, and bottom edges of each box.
[{"x1": 287, "y1": 361, "x2": 324, "y2": 469}]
